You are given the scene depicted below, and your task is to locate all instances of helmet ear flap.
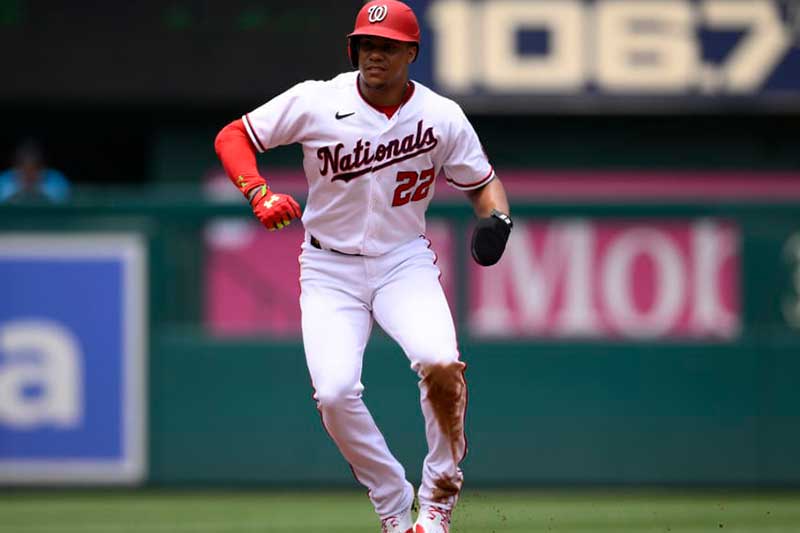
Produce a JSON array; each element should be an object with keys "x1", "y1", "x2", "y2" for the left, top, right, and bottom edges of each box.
[{"x1": 348, "y1": 37, "x2": 360, "y2": 69}]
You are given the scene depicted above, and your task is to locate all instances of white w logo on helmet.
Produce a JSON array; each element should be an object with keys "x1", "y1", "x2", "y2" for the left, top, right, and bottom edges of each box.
[{"x1": 367, "y1": 4, "x2": 388, "y2": 23}]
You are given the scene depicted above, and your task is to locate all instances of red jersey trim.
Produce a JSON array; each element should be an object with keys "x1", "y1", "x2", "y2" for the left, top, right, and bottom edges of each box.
[
  {"x1": 242, "y1": 113, "x2": 267, "y2": 153},
  {"x1": 446, "y1": 166, "x2": 496, "y2": 190},
  {"x1": 356, "y1": 75, "x2": 416, "y2": 119}
]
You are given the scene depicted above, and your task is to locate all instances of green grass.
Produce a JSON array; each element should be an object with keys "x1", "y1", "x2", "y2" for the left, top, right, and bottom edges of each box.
[{"x1": 0, "y1": 489, "x2": 798, "y2": 532}]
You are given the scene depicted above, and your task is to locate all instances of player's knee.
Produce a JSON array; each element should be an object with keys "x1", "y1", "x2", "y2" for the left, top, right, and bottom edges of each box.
[
  {"x1": 314, "y1": 382, "x2": 361, "y2": 410},
  {"x1": 421, "y1": 361, "x2": 467, "y2": 399}
]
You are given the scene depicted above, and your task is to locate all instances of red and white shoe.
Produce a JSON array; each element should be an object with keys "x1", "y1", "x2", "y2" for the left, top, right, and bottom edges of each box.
[
  {"x1": 381, "y1": 507, "x2": 414, "y2": 533},
  {"x1": 414, "y1": 505, "x2": 451, "y2": 533}
]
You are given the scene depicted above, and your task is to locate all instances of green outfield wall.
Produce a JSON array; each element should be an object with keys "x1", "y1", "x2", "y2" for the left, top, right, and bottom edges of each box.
[{"x1": 2, "y1": 191, "x2": 799, "y2": 486}]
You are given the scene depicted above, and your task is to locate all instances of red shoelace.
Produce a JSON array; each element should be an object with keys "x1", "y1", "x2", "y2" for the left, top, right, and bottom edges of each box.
[
  {"x1": 381, "y1": 516, "x2": 400, "y2": 533},
  {"x1": 425, "y1": 506, "x2": 451, "y2": 526}
]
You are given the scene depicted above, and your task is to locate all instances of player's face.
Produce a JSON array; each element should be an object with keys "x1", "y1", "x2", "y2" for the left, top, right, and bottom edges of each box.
[{"x1": 358, "y1": 36, "x2": 416, "y2": 90}]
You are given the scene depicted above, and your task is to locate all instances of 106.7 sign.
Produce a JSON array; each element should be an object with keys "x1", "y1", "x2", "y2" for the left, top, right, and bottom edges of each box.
[{"x1": 413, "y1": 0, "x2": 799, "y2": 102}]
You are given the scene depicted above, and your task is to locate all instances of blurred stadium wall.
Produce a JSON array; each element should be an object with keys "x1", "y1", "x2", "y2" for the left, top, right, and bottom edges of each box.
[{"x1": 1, "y1": 0, "x2": 799, "y2": 487}]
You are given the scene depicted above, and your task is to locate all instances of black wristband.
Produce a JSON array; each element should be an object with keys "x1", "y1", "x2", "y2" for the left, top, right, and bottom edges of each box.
[{"x1": 490, "y1": 209, "x2": 513, "y2": 231}]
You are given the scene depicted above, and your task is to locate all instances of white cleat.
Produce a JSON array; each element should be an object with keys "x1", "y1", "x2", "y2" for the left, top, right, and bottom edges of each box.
[
  {"x1": 414, "y1": 505, "x2": 451, "y2": 533},
  {"x1": 381, "y1": 507, "x2": 414, "y2": 533}
]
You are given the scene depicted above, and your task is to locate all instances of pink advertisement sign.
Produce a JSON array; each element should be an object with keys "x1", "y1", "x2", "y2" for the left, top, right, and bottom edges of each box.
[
  {"x1": 204, "y1": 219, "x2": 455, "y2": 337},
  {"x1": 469, "y1": 219, "x2": 740, "y2": 340}
]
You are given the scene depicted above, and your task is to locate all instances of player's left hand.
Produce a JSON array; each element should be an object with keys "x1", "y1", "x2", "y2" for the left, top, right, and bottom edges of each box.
[
  {"x1": 471, "y1": 209, "x2": 513, "y2": 266},
  {"x1": 249, "y1": 185, "x2": 302, "y2": 231}
]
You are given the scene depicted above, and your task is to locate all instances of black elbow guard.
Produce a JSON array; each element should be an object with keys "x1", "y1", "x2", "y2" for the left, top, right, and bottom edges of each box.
[{"x1": 471, "y1": 209, "x2": 513, "y2": 266}]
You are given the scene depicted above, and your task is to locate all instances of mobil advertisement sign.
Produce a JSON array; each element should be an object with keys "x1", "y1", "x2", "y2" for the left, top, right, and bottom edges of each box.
[
  {"x1": 0, "y1": 234, "x2": 147, "y2": 484},
  {"x1": 471, "y1": 219, "x2": 740, "y2": 340}
]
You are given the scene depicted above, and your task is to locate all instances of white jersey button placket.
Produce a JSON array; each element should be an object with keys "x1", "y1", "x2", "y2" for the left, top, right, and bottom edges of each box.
[{"x1": 362, "y1": 121, "x2": 391, "y2": 254}]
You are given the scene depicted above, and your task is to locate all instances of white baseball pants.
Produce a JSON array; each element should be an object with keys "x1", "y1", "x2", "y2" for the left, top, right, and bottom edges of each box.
[{"x1": 299, "y1": 235, "x2": 467, "y2": 519}]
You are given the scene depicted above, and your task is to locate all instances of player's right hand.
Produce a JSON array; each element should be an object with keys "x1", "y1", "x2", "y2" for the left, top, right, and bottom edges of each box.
[{"x1": 249, "y1": 185, "x2": 302, "y2": 231}]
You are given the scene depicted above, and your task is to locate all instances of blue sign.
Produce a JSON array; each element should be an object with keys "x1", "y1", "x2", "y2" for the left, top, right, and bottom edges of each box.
[
  {"x1": 0, "y1": 234, "x2": 147, "y2": 484},
  {"x1": 406, "y1": 0, "x2": 800, "y2": 112}
]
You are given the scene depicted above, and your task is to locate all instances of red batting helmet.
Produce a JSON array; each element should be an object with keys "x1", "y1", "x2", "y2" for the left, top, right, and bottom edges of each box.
[{"x1": 347, "y1": 0, "x2": 421, "y2": 69}]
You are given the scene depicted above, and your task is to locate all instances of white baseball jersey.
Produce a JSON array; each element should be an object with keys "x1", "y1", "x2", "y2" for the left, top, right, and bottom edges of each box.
[{"x1": 242, "y1": 71, "x2": 494, "y2": 256}]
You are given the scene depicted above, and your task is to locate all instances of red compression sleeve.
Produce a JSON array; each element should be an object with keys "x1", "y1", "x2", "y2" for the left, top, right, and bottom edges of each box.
[{"x1": 214, "y1": 119, "x2": 267, "y2": 198}]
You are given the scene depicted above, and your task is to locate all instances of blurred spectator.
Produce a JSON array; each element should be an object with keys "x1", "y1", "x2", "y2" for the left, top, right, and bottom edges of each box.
[{"x1": 0, "y1": 139, "x2": 70, "y2": 203}]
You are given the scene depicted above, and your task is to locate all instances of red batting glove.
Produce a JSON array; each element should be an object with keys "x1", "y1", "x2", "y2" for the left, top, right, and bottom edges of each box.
[{"x1": 249, "y1": 185, "x2": 302, "y2": 231}]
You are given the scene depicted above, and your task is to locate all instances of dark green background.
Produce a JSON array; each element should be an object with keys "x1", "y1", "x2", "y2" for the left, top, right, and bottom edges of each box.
[{"x1": 3, "y1": 199, "x2": 798, "y2": 486}]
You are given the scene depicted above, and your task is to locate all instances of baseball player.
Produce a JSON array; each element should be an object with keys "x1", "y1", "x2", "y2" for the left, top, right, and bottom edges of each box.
[{"x1": 214, "y1": 2, "x2": 512, "y2": 531}]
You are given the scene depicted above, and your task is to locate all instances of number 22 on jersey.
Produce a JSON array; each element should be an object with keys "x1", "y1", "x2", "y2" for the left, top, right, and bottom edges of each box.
[{"x1": 392, "y1": 166, "x2": 435, "y2": 207}]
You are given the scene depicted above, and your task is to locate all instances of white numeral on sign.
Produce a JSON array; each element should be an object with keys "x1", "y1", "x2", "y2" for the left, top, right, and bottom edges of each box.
[
  {"x1": 702, "y1": 0, "x2": 791, "y2": 93},
  {"x1": 428, "y1": 0, "x2": 475, "y2": 92},
  {"x1": 595, "y1": 0, "x2": 697, "y2": 92},
  {"x1": 483, "y1": 0, "x2": 585, "y2": 91},
  {"x1": 783, "y1": 233, "x2": 800, "y2": 330}
]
